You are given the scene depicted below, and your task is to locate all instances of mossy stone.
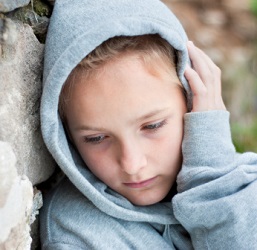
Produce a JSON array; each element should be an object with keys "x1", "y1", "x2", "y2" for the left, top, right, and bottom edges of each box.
[{"x1": 32, "y1": 0, "x2": 52, "y2": 17}]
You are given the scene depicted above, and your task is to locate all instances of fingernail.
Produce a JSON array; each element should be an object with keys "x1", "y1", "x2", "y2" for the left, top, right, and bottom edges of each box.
[{"x1": 188, "y1": 41, "x2": 194, "y2": 47}]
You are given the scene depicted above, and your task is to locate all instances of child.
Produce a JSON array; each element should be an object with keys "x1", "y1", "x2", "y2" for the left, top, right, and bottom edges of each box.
[{"x1": 40, "y1": 0, "x2": 257, "y2": 249}]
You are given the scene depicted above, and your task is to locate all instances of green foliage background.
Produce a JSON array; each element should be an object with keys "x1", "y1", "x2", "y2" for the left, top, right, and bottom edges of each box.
[
  {"x1": 231, "y1": 0, "x2": 257, "y2": 153},
  {"x1": 232, "y1": 119, "x2": 257, "y2": 152},
  {"x1": 251, "y1": 0, "x2": 257, "y2": 16}
]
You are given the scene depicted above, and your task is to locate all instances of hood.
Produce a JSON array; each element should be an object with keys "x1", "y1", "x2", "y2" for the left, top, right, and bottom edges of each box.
[{"x1": 41, "y1": 0, "x2": 191, "y2": 225}]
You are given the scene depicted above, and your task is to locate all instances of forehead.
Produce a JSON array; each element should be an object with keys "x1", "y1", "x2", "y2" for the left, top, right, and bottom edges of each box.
[
  {"x1": 64, "y1": 54, "x2": 185, "y2": 127},
  {"x1": 76, "y1": 53, "x2": 180, "y2": 97},
  {"x1": 59, "y1": 50, "x2": 180, "y2": 117},
  {"x1": 82, "y1": 51, "x2": 178, "y2": 86}
]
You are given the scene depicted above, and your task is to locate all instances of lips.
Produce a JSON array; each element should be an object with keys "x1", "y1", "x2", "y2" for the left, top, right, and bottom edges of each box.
[{"x1": 123, "y1": 176, "x2": 157, "y2": 188}]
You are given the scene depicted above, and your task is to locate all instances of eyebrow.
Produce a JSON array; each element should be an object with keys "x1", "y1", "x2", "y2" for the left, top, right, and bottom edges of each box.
[
  {"x1": 75, "y1": 108, "x2": 170, "y2": 132},
  {"x1": 134, "y1": 108, "x2": 170, "y2": 123}
]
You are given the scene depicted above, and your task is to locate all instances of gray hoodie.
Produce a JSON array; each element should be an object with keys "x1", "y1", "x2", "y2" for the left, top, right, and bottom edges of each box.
[{"x1": 40, "y1": 0, "x2": 257, "y2": 249}]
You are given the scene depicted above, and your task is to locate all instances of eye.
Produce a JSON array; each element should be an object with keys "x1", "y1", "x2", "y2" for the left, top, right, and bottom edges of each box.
[
  {"x1": 84, "y1": 135, "x2": 106, "y2": 144},
  {"x1": 142, "y1": 120, "x2": 167, "y2": 132}
]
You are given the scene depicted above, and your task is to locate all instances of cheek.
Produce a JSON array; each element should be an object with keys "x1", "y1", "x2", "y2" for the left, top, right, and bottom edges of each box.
[
  {"x1": 161, "y1": 134, "x2": 183, "y2": 159},
  {"x1": 77, "y1": 146, "x2": 116, "y2": 182},
  {"x1": 162, "y1": 120, "x2": 184, "y2": 149},
  {"x1": 151, "y1": 124, "x2": 184, "y2": 167},
  {"x1": 75, "y1": 145, "x2": 101, "y2": 171}
]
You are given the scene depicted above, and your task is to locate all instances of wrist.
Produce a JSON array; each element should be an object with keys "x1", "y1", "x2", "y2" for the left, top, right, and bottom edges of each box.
[{"x1": 182, "y1": 110, "x2": 236, "y2": 167}]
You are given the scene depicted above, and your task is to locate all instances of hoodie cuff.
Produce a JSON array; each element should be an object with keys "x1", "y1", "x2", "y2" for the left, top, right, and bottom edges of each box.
[{"x1": 182, "y1": 110, "x2": 236, "y2": 167}]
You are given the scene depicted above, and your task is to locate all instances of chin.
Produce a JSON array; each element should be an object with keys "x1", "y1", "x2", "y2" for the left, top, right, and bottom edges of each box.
[{"x1": 129, "y1": 193, "x2": 167, "y2": 206}]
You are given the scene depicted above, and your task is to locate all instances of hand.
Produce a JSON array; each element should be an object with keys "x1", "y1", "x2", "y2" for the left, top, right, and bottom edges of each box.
[{"x1": 184, "y1": 41, "x2": 226, "y2": 112}]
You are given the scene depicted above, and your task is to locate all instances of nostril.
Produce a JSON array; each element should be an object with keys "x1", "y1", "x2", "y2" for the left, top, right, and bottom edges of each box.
[
  {"x1": 118, "y1": 139, "x2": 147, "y2": 175},
  {"x1": 120, "y1": 155, "x2": 147, "y2": 175}
]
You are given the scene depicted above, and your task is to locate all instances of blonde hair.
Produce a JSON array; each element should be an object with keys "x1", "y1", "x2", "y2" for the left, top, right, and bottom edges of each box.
[{"x1": 59, "y1": 34, "x2": 184, "y2": 121}]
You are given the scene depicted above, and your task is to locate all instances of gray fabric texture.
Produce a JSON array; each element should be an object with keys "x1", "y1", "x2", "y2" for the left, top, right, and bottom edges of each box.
[{"x1": 40, "y1": 0, "x2": 257, "y2": 249}]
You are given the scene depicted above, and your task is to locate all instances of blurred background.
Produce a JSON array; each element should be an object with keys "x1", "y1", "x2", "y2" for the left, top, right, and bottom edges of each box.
[{"x1": 163, "y1": 0, "x2": 257, "y2": 152}]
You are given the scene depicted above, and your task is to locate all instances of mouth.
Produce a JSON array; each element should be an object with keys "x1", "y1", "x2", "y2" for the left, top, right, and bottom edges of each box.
[{"x1": 123, "y1": 176, "x2": 157, "y2": 189}]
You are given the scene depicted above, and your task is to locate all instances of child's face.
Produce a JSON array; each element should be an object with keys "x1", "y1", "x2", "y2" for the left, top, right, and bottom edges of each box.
[{"x1": 65, "y1": 54, "x2": 187, "y2": 206}]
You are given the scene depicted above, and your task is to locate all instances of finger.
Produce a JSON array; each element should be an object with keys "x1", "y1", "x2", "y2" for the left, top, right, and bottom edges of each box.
[
  {"x1": 187, "y1": 41, "x2": 216, "y2": 86},
  {"x1": 185, "y1": 64, "x2": 226, "y2": 111},
  {"x1": 187, "y1": 41, "x2": 219, "y2": 103},
  {"x1": 184, "y1": 64, "x2": 205, "y2": 94},
  {"x1": 187, "y1": 41, "x2": 214, "y2": 70},
  {"x1": 184, "y1": 64, "x2": 209, "y2": 112},
  {"x1": 186, "y1": 42, "x2": 226, "y2": 111}
]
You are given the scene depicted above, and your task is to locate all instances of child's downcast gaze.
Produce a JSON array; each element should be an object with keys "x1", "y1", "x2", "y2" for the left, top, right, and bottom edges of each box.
[
  {"x1": 40, "y1": 0, "x2": 257, "y2": 249},
  {"x1": 59, "y1": 35, "x2": 187, "y2": 206}
]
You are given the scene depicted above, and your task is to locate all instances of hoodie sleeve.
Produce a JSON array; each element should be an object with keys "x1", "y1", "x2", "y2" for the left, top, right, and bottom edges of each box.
[{"x1": 173, "y1": 110, "x2": 257, "y2": 249}]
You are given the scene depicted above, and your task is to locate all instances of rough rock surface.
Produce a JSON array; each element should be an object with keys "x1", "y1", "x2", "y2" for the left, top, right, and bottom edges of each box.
[
  {"x1": 0, "y1": 19, "x2": 55, "y2": 185},
  {"x1": 7, "y1": 1, "x2": 51, "y2": 43},
  {"x1": 0, "y1": 0, "x2": 30, "y2": 13},
  {"x1": 0, "y1": 141, "x2": 33, "y2": 250},
  {"x1": 0, "y1": 18, "x2": 17, "y2": 45}
]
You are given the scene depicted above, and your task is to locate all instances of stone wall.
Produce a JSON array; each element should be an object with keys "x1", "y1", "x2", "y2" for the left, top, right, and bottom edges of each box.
[
  {"x1": 0, "y1": 1, "x2": 55, "y2": 249},
  {"x1": 0, "y1": 0, "x2": 256, "y2": 249}
]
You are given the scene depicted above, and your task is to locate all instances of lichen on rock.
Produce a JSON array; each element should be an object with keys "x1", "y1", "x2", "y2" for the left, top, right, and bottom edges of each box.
[
  {"x1": 7, "y1": 4, "x2": 50, "y2": 43},
  {"x1": 31, "y1": 0, "x2": 52, "y2": 17}
]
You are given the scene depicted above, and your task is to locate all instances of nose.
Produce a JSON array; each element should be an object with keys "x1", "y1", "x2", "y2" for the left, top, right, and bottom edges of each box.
[{"x1": 118, "y1": 139, "x2": 147, "y2": 175}]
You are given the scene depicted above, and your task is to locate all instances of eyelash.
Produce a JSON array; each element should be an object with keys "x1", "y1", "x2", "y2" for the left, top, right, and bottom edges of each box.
[
  {"x1": 84, "y1": 120, "x2": 168, "y2": 145},
  {"x1": 84, "y1": 135, "x2": 106, "y2": 144},
  {"x1": 142, "y1": 120, "x2": 167, "y2": 132}
]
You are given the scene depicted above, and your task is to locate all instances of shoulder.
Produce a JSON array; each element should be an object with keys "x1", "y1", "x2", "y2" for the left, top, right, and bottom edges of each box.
[
  {"x1": 41, "y1": 176, "x2": 98, "y2": 218},
  {"x1": 40, "y1": 177, "x2": 154, "y2": 249},
  {"x1": 40, "y1": 177, "x2": 106, "y2": 249},
  {"x1": 39, "y1": 177, "x2": 174, "y2": 249}
]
